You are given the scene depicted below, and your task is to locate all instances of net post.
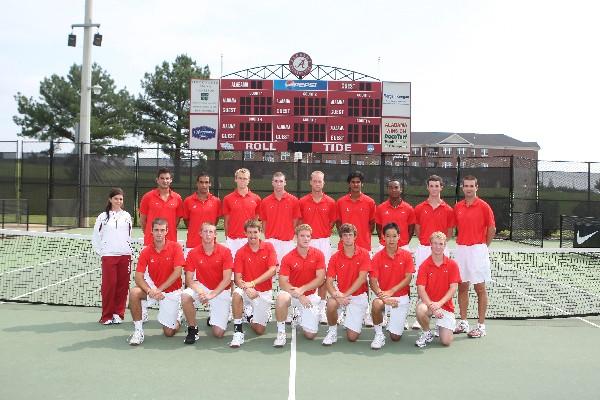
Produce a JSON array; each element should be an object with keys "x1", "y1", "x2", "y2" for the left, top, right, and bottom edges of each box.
[
  {"x1": 509, "y1": 155, "x2": 514, "y2": 241},
  {"x1": 1, "y1": 199, "x2": 4, "y2": 229},
  {"x1": 455, "y1": 156, "x2": 461, "y2": 203},
  {"x1": 587, "y1": 161, "x2": 591, "y2": 215},
  {"x1": 559, "y1": 214, "x2": 564, "y2": 247},
  {"x1": 133, "y1": 147, "x2": 139, "y2": 227}
]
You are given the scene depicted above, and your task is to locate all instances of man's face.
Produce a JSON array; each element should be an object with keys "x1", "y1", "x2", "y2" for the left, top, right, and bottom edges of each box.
[
  {"x1": 430, "y1": 237, "x2": 446, "y2": 256},
  {"x1": 196, "y1": 176, "x2": 211, "y2": 194},
  {"x1": 384, "y1": 228, "x2": 399, "y2": 247},
  {"x1": 296, "y1": 229, "x2": 311, "y2": 249},
  {"x1": 341, "y1": 231, "x2": 356, "y2": 247},
  {"x1": 462, "y1": 179, "x2": 478, "y2": 198},
  {"x1": 156, "y1": 173, "x2": 172, "y2": 190},
  {"x1": 388, "y1": 181, "x2": 402, "y2": 200},
  {"x1": 152, "y1": 223, "x2": 168, "y2": 242},
  {"x1": 427, "y1": 180, "x2": 442, "y2": 197},
  {"x1": 200, "y1": 225, "x2": 216, "y2": 244},
  {"x1": 246, "y1": 226, "x2": 261, "y2": 245},
  {"x1": 310, "y1": 175, "x2": 324, "y2": 193},
  {"x1": 349, "y1": 177, "x2": 362, "y2": 194},
  {"x1": 272, "y1": 175, "x2": 286, "y2": 193},
  {"x1": 235, "y1": 173, "x2": 250, "y2": 190}
]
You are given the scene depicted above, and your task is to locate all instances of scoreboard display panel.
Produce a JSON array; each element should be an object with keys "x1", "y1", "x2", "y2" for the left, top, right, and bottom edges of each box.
[{"x1": 190, "y1": 78, "x2": 410, "y2": 154}]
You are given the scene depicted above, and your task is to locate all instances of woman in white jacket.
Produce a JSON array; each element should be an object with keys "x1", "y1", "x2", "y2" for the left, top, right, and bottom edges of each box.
[{"x1": 92, "y1": 188, "x2": 133, "y2": 325}]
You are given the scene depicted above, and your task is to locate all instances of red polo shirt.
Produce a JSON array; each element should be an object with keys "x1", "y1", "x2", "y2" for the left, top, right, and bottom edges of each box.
[
  {"x1": 182, "y1": 193, "x2": 222, "y2": 248},
  {"x1": 259, "y1": 192, "x2": 301, "y2": 240},
  {"x1": 139, "y1": 189, "x2": 184, "y2": 245},
  {"x1": 185, "y1": 243, "x2": 232, "y2": 290},
  {"x1": 416, "y1": 256, "x2": 461, "y2": 312},
  {"x1": 454, "y1": 197, "x2": 496, "y2": 245},
  {"x1": 414, "y1": 200, "x2": 455, "y2": 245},
  {"x1": 222, "y1": 190, "x2": 261, "y2": 239},
  {"x1": 370, "y1": 247, "x2": 415, "y2": 297},
  {"x1": 375, "y1": 199, "x2": 416, "y2": 246},
  {"x1": 299, "y1": 193, "x2": 336, "y2": 239},
  {"x1": 336, "y1": 193, "x2": 376, "y2": 250},
  {"x1": 279, "y1": 247, "x2": 325, "y2": 295},
  {"x1": 136, "y1": 240, "x2": 184, "y2": 293},
  {"x1": 233, "y1": 241, "x2": 277, "y2": 291},
  {"x1": 327, "y1": 246, "x2": 371, "y2": 296}
]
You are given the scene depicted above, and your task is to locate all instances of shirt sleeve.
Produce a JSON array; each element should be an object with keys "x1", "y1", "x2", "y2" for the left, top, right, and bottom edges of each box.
[
  {"x1": 485, "y1": 203, "x2": 496, "y2": 228},
  {"x1": 328, "y1": 198, "x2": 337, "y2": 224},
  {"x1": 449, "y1": 260, "x2": 462, "y2": 284},
  {"x1": 315, "y1": 249, "x2": 325, "y2": 271},
  {"x1": 221, "y1": 246, "x2": 233, "y2": 270},
  {"x1": 359, "y1": 249, "x2": 371, "y2": 272},
  {"x1": 182, "y1": 197, "x2": 191, "y2": 220},
  {"x1": 222, "y1": 195, "x2": 231, "y2": 216},
  {"x1": 374, "y1": 205, "x2": 382, "y2": 225},
  {"x1": 369, "y1": 253, "x2": 380, "y2": 279},
  {"x1": 447, "y1": 206, "x2": 456, "y2": 228},
  {"x1": 216, "y1": 198, "x2": 223, "y2": 218},
  {"x1": 279, "y1": 256, "x2": 291, "y2": 277},
  {"x1": 91, "y1": 214, "x2": 105, "y2": 255},
  {"x1": 233, "y1": 251, "x2": 244, "y2": 274},
  {"x1": 266, "y1": 243, "x2": 277, "y2": 266},
  {"x1": 139, "y1": 193, "x2": 149, "y2": 215},
  {"x1": 369, "y1": 199, "x2": 376, "y2": 222},
  {"x1": 176, "y1": 195, "x2": 185, "y2": 218},
  {"x1": 136, "y1": 249, "x2": 149, "y2": 273},
  {"x1": 326, "y1": 254, "x2": 337, "y2": 278},
  {"x1": 404, "y1": 252, "x2": 416, "y2": 274},
  {"x1": 184, "y1": 250, "x2": 196, "y2": 273},
  {"x1": 292, "y1": 198, "x2": 301, "y2": 219},
  {"x1": 407, "y1": 206, "x2": 416, "y2": 225},
  {"x1": 415, "y1": 265, "x2": 427, "y2": 286}
]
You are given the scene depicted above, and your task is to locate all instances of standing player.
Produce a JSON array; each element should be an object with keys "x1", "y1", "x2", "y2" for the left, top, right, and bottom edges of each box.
[
  {"x1": 273, "y1": 224, "x2": 326, "y2": 347},
  {"x1": 369, "y1": 222, "x2": 415, "y2": 350},
  {"x1": 181, "y1": 223, "x2": 233, "y2": 344},
  {"x1": 259, "y1": 171, "x2": 300, "y2": 264},
  {"x1": 322, "y1": 223, "x2": 371, "y2": 346},
  {"x1": 182, "y1": 173, "x2": 221, "y2": 254},
  {"x1": 375, "y1": 179, "x2": 415, "y2": 252},
  {"x1": 453, "y1": 175, "x2": 496, "y2": 338},
  {"x1": 415, "y1": 232, "x2": 461, "y2": 348},
  {"x1": 127, "y1": 218, "x2": 185, "y2": 345},
  {"x1": 299, "y1": 170, "x2": 337, "y2": 323},
  {"x1": 139, "y1": 168, "x2": 184, "y2": 246},
  {"x1": 411, "y1": 175, "x2": 455, "y2": 329},
  {"x1": 229, "y1": 220, "x2": 277, "y2": 348},
  {"x1": 336, "y1": 171, "x2": 376, "y2": 252},
  {"x1": 222, "y1": 168, "x2": 261, "y2": 259}
]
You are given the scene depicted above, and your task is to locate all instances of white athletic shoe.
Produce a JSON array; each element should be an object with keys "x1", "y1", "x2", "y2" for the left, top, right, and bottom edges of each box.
[
  {"x1": 273, "y1": 332, "x2": 287, "y2": 347},
  {"x1": 128, "y1": 329, "x2": 144, "y2": 346},
  {"x1": 230, "y1": 331, "x2": 245, "y2": 348},
  {"x1": 454, "y1": 320, "x2": 470, "y2": 334},
  {"x1": 322, "y1": 329, "x2": 338, "y2": 346},
  {"x1": 415, "y1": 330, "x2": 434, "y2": 348},
  {"x1": 411, "y1": 320, "x2": 421, "y2": 330},
  {"x1": 370, "y1": 332, "x2": 386, "y2": 350},
  {"x1": 112, "y1": 315, "x2": 123, "y2": 324},
  {"x1": 102, "y1": 319, "x2": 113, "y2": 325}
]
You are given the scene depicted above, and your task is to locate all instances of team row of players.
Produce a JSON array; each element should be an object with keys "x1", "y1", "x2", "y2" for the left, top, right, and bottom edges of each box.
[{"x1": 129, "y1": 217, "x2": 462, "y2": 350}]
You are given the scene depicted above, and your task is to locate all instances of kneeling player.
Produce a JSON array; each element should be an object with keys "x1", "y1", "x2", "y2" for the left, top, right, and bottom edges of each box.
[
  {"x1": 322, "y1": 223, "x2": 371, "y2": 345},
  {"x1": 273, "y1": 224, "x2": 326, "y2": 347},
  {"x1": 229, "y1": 219, "x2": 277, "y2": 348},
  {"x1": 181, "y1": 222, "x2": 233, "y2": 344},
  {"x1": 414, "y1": 232, "x2": 461, "y2": 348},
  {"x1": 369, "y1": 222, "x2": 415, "y2": 350},
  {"x1": 128, "y1": 218, "x2": 184, "y2": 345}
]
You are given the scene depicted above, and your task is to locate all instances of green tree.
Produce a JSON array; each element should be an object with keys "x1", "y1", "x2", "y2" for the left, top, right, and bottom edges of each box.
[
  {"x1": 13, "y1": 63, "x2": 137, "y2": 154},
  {"x1": 135, "y1": 54, "x2": 210, "y2": 180}
]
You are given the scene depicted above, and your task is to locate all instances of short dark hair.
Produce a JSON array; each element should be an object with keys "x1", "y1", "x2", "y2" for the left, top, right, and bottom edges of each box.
[
  {"x1": 427, "y1": 174, "x2": 444, "y2": 186},
  {"x1": 462, "y1": 175, "x2": 478, "y2": 185},
  {"x1": 151, "y1": 218, "x2": 168, "y2": 229},
  {"x1": 382, "y1": 222, "x2": 400, "y2": 236},
  {"x1": 347, "y1": 170, "x2": 364, "y2": 183},
  {"x1": 196, "y1": 172, "x2": 210, "y2": 182},
  {"x1": 157, "y1": 168, "x2": 172, "y2": 178}
]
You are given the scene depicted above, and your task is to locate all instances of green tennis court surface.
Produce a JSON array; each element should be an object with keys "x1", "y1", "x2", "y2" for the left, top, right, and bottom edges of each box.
[{"x1": 1, "y1": 303, "x2": 599, "y2": 400}]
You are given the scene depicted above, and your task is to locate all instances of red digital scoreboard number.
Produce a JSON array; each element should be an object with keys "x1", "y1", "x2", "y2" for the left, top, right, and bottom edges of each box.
[{"x1": 217, "y1": 79, "x2": 383, "y2": 153}]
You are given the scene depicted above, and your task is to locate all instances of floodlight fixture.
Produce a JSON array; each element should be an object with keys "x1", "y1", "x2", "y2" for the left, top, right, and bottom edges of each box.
[
  {"x1": 93, "y1": 32, "x2": 102, "y2": 46},
  {"x1": 68, "y1": 34, "x2": 77, "y2": 47}
]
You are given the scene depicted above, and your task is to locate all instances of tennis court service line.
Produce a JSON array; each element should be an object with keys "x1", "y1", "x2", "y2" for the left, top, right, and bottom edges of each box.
[
  {"x1": 491, "y1": 278, "x2": 600, "y2": 329},
  {"x1": 0, "y1": 253, "x2": 86, "y2": 277},
  {"x1": 9, "y1": 267, "x2": 101, "y2": 301},
  {"x1": 288, "y1": 323, "x2": 297, "y2": 400}
]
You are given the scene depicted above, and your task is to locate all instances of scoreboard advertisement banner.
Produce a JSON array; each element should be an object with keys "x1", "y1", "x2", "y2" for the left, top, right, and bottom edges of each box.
[{"x1": 189, "y1": 78, "x2": 410, "y2": 154}]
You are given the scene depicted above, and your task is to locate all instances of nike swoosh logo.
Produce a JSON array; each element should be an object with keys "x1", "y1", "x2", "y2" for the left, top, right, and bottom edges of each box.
[{"x1": 576, "y1": 230, "x2": 599, "y2": 245}]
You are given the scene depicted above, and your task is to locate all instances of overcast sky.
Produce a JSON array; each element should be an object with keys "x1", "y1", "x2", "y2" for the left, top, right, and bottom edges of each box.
[{"x1": 1, "y1": 0, "x2": 599, "y2": 163}]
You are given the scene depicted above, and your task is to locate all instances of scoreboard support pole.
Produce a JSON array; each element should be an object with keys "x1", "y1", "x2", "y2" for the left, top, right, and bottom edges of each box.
[
  {"x1": 379, "y1": 154, "x2": 385, "y2": 203},
  {"x1": 215, "y1": 150, "x2": 220, "y2": 199},
  {"x1": 296, "y1": 157, "x2": 301, "y2": 198}
]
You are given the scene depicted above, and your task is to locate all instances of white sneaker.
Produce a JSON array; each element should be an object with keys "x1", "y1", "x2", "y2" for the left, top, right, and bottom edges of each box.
[
  {"x1": 454, "y1": 320, "x2": 470, "y2": 334},
  {"x1": 102, "y1": 319, "x2": 113, "y2": 325},
  {"x1": 230, "y1": 331, "x2": 245, "y2": 348},
  {"x1": 322, "y1": 329, "x2": 338, "y2": 346},
  {"x1": 128, "y1": 329, "x2": 144, "y2": 346},
  {"x1": 371, "y1": 332, "x2": 386, "y2": 350},
  {"x1": 415, "y1": 330, "x2": 434, "y2": 348},
  {"x1": 411, "y1": 320, "x2": 421, "y2": 330},
  {"x1": 112, "y1": 315, "x2": 123, "y2": 324},
  {"x1": 273, "y1": 332, "x2": 287, "y2": 347}
]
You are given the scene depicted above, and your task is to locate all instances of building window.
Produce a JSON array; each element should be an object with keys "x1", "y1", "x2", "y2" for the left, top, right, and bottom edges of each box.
[
  {"x1": 340, "y1": 159, "x2": 350, "y2": 165},
  {"x1": 471, "y1": 148, "x2": 477, "y2": 156},
  {"x1": 412, "y1": 161, "x2": 420, "y2": 167},
  {"x1": 443, "y1": 147, "x2": 452, "y2": 155},
  {"x1": 457, "y1": 147, "x2": 466, "y2": 155},
  {"x1": 442, "y1": 161, "x2": 453, "y2": 168},
  {"x1": 461, "y1": 161, "x2": 466, "y2": 168},
  {"x1": 481, "y1": 163, "x2": 489, "y2": 168},
  {"x1": 243, "y1": 150, "x2": 254, "y2": 159},
  {"x1": 427, "y1": 161, "x2": 435, "y2": 168},
  {"x1": 264, "y1": 153, "x2": 274, "y2": 162},
  {"x1": 412, "y1": 147, "x2": 421, "y2": 155},
  {"x1": 481, "y1": 148, "x2": 488, "y2": 157},
  {"x1": 325, "y1": 159, "x2": 336, "y2": 165},
  {"x1": 280, "y1": 151, "x2": 290, "y2": 161},
  {"x1": 356, "y1": 160, "x2": 365, "y2": 166}
]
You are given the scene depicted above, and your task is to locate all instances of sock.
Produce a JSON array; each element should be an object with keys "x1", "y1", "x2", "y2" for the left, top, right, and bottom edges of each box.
[
  {"x1": 134, "y1": 321, "x2": 142, "y2": 331},
  {"x1": 478, "y1": 323, "x2": 486, "y2": 330},
  {"x1": 374, "y1": 324, "x2": 383, "y2": 335},
  {"x1": 234, "y1": 319, "x2": 243, "y2": 333},
  {"x1": 328, "y1": 324, "x2": 337, "y2": 333},
  {"x1": 277, "y1": 321, "x2": 286, "y2": 333}
]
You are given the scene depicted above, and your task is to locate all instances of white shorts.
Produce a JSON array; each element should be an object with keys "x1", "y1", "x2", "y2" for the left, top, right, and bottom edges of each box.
[
  {"x1": 433, "y1": 309, "x2": 457, "y2": 331},
  {"x1": 383, "y1": 295, "x2": 410, "y2": 336},
  {"x1": 265, "y1": 238, "x2": 296, "y2": 266},
  {"x1": 454, "y1": 244, "x2": 491, "y2": 284},
  {"x1": 233, "y1": 287, "x2": 273, "y2": 326},
  {"x1": 337, "y1": 292, "x2": 369, "y2": 334},
  {"x1": 144, "y1": 290, "x2": 182, "y2": 329},
  {"x1": 226, "y1": 237, "x2": 248, "y2": 260},
  {"x1": 414, "y1": 244, "x2": 449, "y2": 272},
  {"x1": 184, "y1": 247, "x2": 193, "y2": 258},
  {"x1": 182, "y1": 286, "x2": 231, "y2": 330},
  {"x1": 290, "y1": 293, "x2": 321, "y2": 334},
  {"x1": 309, "y1": 238, "x2": 332, "y2": 265}
]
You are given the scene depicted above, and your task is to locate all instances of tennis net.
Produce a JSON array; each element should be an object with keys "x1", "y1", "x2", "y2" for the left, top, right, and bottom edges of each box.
[{"x1": 1, "y1": 229, "x2": 599, "y2": 319}]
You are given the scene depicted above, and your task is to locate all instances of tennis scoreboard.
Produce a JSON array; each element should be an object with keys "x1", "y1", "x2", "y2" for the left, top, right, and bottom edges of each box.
[{"x1": 190, "y1": 78, "x2": 410, "y2": 154}]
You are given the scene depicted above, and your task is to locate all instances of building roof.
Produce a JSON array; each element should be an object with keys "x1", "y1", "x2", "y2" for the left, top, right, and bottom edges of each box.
[{"x1": 411, "y1": 132, "x2": 540, "y2": 150}]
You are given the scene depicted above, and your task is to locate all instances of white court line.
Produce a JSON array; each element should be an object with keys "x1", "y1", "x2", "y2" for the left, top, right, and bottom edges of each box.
[
  {"x1": 9, "y1": 267, "x2": 101, "y2": 301},
  {"x1": 288, "y1": 323, "x2": 297, "y2": 400},
  {"x1": 0, "y1": 253, "x2": 86, "y2": 277},
  {"x1": 492, "y1": 279, "x2": 600, "y2": 329}
]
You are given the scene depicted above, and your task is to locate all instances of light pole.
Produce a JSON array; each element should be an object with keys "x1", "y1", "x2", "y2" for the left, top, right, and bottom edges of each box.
[{"x1": 69, "y1": 0, "x2": 100, "y2": 227}]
